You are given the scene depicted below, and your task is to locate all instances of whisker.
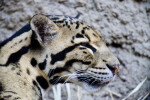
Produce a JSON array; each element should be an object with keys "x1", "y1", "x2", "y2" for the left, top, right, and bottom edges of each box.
[
  {"x1": 51, "y1": 70, "x2": 92, "y2": 85},
  {"x1": 52, "y1": 73, "x2": 77, "y2": 85},
  {"x1": 63, "y1": 75, "x2": 77, "y2": 84}
]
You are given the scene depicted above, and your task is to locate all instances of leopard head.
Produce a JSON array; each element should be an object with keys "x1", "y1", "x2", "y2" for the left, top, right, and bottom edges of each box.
[{"x1": 30, "y1": 14, "x2": 120, "y2": 92}]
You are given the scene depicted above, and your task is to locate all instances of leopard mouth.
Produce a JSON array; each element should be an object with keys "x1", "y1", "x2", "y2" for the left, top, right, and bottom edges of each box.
[{"x1": 76, "y1": 74, "x2": 111, "y2": 92}]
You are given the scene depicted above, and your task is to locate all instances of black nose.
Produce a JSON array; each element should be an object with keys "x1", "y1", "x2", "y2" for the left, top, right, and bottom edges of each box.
[{"x1": 106, "y1": 64, "x2": 120, "y2": 75}]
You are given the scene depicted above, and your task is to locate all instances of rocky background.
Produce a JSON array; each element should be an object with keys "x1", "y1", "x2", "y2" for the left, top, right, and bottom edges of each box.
[{"x1": 0, "y1": 0, "x2": 150, "y2": 100}]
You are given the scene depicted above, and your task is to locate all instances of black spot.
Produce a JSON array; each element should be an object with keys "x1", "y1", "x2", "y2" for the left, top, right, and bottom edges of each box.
[
  {"x1": 83, "y1": 51, "x2": 87, "y2": 54},
  {"x1": 81, "y1": 29, "x2": 85, "y2": 34},
  {"x1": 67, "y1": 25, "x2": 70, "y2": 28},
  {"x1": 25, "y1": 37, "x2": 28, "y2": 40},
  {"x1": 0, "y1": 24, "x2": 30, "y2": 49},
  {"x1": 19, "y1": 40, "x2": 23, "y2": 43},
  {"x1": 0, "y1": 46, "x2": 29, "y2": 66},
  {"x1": 36, "y1": 76, "x2": 49, "y2": 89},
  {"x1": 31, "y1": 58, "x2": 37, "y2": 67},
  {"x1": 76, "y1": 33, "x2": 84, "y2": 38},
  {"x1": 85, "y1": 34, "x2": 90, "y2": 41},
  {"x1": 16, "y1": 72, "x2": 21, "y2": 76},
  {"x1": 39, "y1": 59, "x2": 47, "y2": 70},
  {"x1": 0, "y1": 82, "x2": 3, "y2": 92},
  {"x1": 33, "y1": 80, "x2": 37, "y2": 86},
  {"x1": 72, "y1": 36, "x2": 75, "y2": 40},
  {"x1": 93, "y1": 33, "x2": 97, "y2": 37},
  {"x1": 27, "y1": 69, "x2": 30, "y2": 75},
  {"x1": 65, "y1": 22, "x2": 68, "y2": 26},
  {"x1": 76, "y1": 21, "x2": 80, "y2": 29},
  {"x1": 71, "y1": 40, "x2": 74, "y2": 43},
  {"x1": 63, "y1": 24, "x2": 65, "y2": 27}
]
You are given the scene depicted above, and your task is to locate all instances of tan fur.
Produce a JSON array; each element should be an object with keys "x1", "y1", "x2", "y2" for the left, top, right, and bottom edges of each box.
[{"x1": 0, "y1": 14, "x2": 120, "y2": 100}]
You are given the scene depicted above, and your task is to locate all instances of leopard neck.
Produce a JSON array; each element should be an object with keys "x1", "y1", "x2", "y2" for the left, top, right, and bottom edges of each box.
[
  {"x1": 0, "y1": 28, "x2": 52, "y2": 92},
  {"x1": 0, "y1": 29, "x2": 33, "y2": 66}
]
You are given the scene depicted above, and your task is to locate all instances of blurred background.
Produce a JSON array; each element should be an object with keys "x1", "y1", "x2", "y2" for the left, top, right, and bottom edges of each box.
[{"x1": 0, "y1": 0, "x2": 150, "y2": 100}]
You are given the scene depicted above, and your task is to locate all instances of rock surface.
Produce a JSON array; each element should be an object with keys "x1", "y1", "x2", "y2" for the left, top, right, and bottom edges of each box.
[{"x1": 0, "y1": 0, "x2": 150, "y2": 100}]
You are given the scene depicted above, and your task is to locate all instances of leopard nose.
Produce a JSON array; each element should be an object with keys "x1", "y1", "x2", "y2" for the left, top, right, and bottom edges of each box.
[{"x1": 106, "y1": 64, "x2": 120, "y2": 75}]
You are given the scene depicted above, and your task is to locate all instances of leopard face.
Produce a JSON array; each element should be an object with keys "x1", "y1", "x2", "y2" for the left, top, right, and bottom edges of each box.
[{"x1": 30, "y1": 14, "x2": 120, "y2": 92}]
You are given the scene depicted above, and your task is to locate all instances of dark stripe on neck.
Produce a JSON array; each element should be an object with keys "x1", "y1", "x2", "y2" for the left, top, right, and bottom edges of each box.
[
  {"x1": 0, "y1": 46, "x2": 29, "y2": 66},
  {"x1": 0, "y1": 24, "x2": 30, "y2": 49}
]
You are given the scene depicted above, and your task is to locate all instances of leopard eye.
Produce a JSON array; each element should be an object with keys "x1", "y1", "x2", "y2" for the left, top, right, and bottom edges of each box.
[
  {"x1": 80, "y1": 42, "x2": 88, "y2": 46},
  {"x1": 80, "y1": 43, "x2": 96, "y2": 53}
]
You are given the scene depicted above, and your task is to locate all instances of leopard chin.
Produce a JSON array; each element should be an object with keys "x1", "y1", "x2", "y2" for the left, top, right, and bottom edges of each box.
[{"x1": 81, "y1": 81, "x2": 110, "y2": 92}]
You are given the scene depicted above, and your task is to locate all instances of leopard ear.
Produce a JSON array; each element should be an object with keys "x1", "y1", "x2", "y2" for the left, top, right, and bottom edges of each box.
[{"x1": 30, "y1": 14, "x2": 60, "y2": 45}]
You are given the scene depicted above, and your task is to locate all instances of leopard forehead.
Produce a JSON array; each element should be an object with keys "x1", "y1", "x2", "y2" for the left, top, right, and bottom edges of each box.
[{"x1": 47, "y1": 15, "x2": 104, "y2": 49}]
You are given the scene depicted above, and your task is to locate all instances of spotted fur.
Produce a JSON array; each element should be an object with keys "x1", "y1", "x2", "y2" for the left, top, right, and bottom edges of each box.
[{"x1": 0, "y1": 14, "x2": 120, "y2": 100}]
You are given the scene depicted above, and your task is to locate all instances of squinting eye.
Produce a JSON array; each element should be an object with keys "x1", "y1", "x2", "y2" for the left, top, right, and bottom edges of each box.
[
  {"x1": 80, "y1": 43, "x2": 96, "y2": 53},
  {"x1": 80, "y1": 42, "x2": 88, "y2": 46}
]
